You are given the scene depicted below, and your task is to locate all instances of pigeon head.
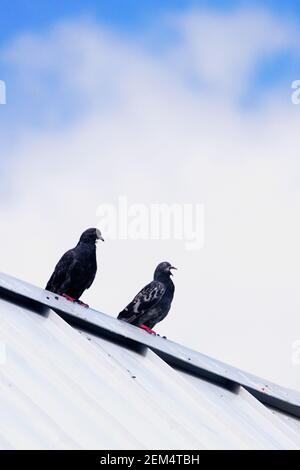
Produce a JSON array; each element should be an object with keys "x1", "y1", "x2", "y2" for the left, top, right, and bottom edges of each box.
[
  {"x1": 79, "y1": 228, "x2": 104, "y2": 244},
  {"x1": 154, "y1": 262, "x2": 177, "y2": 280}
]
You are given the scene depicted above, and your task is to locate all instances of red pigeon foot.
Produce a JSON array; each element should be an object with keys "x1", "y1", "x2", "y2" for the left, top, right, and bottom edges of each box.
[
  {"x1": 140, "y1": 324, "x2": 157, "y2": 335},
  {"x1": 62, "y1": 294, "x2": 89, "y2": 308},
  {"x1": 62, "y1": 294, "x2": 76, "y2": 302}
]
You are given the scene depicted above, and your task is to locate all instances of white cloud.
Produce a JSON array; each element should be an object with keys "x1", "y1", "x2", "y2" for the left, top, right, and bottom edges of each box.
[
  {"x1": 168, "y1": 7, "x2": 298, "y2": 97},
  {"x1": 1, "y1": 8, "x2": 300, "y2": 391}
]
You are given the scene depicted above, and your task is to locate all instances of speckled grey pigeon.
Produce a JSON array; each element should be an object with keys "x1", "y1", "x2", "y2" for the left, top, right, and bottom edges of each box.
[
  {"x1": 118, "y1": 261, "x2": 176, "y2": 334},
  {"x1": 46, "y1": 228, "x2": 104, "y2": 307}
]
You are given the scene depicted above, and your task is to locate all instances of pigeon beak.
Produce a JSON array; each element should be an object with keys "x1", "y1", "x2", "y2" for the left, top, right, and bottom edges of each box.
[
  {"x1": 99, "y1": 236, "x2": 105, "y2": 242},
  {"x1": 169, "y1": 266, "x2": 177, "y2": 276}
]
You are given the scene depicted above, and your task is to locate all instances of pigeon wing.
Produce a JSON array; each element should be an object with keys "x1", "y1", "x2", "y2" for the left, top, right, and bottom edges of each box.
[
  {"x1": 46, "y1": 249, "x2": 78, "y2": 294},
  {"x1": 83, "y1": 254, "x2": 97, "y2": 291},
  {"x1": 84, "y1": 270, "x2": 96, "y2": 291},
  {"x1": 118, "y1": 280, "x2": 166, "y2": 323}
]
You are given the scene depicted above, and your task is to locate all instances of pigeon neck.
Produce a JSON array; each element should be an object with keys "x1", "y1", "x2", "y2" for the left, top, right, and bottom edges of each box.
[
  {"x1": 154, "y1": 272, "x2": 171, "y2": 283},
  {"x1": 78, "y1": 240, "x2": 96, "y2": 248}
]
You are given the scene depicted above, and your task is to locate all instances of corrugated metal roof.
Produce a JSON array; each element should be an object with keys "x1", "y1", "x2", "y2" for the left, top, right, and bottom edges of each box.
[
  {"x1": 1, "y1": 272, "x2": 299, "y2": 416},
  {"x1": 0, "y1": 271, "x2": 300, "y2": 449}
]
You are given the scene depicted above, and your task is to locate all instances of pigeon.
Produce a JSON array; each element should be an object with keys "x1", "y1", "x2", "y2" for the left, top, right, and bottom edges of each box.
[
  {"x1": 46, "y1": 228, "x2": 104, "y2": 307},
  {"x1": 118, "y1": 261, "x2": 176, "y2": 335}
]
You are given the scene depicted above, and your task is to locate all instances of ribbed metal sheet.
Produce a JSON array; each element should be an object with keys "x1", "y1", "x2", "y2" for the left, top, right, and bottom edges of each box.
[
  {"x1": 1, "y1": 271, "x2": 300, "y2": 419},
  {"x1": 0, "y1": 294, "x2": 299, "y2": 449}
]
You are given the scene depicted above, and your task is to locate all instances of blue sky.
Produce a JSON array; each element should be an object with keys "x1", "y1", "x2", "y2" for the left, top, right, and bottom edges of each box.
[
  {"x1": 1, "y1": 0, "x2": 300, "y2": 43},
  {"x1": 0, "y1": 0, "x2": 299, "y2": 113}
]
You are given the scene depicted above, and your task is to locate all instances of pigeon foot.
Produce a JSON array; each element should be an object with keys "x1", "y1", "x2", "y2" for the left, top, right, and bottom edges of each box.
[
  {"x1": 61, "y1": 294, "x2": 89, "y2": 308},
  {"x1": 62, "y1": 294, "x2": 76, "y2": 302},
  {"x1": 140, "y1": 325, "x2": 157, "y2": 335}
]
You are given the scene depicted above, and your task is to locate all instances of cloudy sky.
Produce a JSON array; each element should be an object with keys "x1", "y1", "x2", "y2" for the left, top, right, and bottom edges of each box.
[{"x1": 1, "y1": 0, "x2": 300, "y2": 391}]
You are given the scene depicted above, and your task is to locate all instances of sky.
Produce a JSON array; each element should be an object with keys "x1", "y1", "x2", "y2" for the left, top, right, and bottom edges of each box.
[{"x1": 1, "y1": 1, "x2": 300, "y2": 392}]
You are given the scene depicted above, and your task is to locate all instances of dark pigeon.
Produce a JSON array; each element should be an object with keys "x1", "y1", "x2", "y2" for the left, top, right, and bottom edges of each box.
[
  {"x1": 118, "y1": 261, "x2": 176, "y2": 335},
  {"x1": 46, "y1": 228, "x2": 104, "y2": 307}
]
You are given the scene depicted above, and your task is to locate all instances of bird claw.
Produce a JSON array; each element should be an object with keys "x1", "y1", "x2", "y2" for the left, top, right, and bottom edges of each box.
[
  {"x1": 61, "y1": 294, "x2": 89, "y2": 308},
  {"x1": 140, "y1": 325, "x2": 157, "y2": 335},
  {"x1": 62, "y1": 294, "x2": 76, "y2": 302}
]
